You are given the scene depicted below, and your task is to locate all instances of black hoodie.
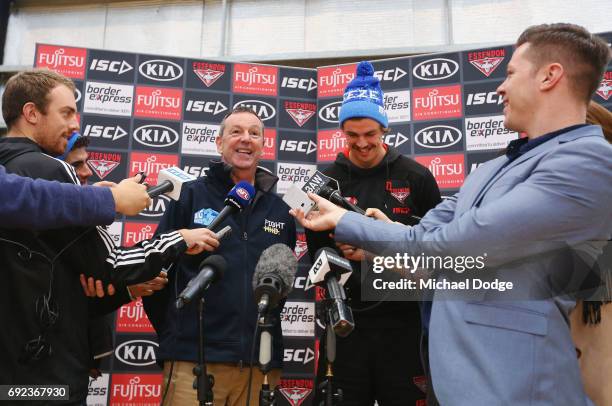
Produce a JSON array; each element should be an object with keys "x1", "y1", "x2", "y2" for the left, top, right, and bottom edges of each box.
[
  {"x1": 306, "y1": 146, "x2": 441, "y2": 328},
  {"x1": 0, "y1": 137, "x2": 188, "y2": 404}
]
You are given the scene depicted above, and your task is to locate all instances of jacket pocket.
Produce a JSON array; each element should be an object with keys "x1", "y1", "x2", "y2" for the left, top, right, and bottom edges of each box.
[{"x1": 463, "y1": 303, "x2": 548, "y2": 336}]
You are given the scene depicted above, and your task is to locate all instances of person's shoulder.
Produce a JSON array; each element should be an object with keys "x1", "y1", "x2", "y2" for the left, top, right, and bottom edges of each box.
[{"x1": 8, "y1": 151, "x2": 78, "y2": 184}]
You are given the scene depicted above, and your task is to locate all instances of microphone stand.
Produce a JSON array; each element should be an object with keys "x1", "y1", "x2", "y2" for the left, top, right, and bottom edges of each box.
[
  {"x1": 316, "y1": 301, "x2": 344, "y2": 406},
  {"x1": 258, "y1": 312, "x2": 276, "y2": 406},
  {"x1": 194, "y1": 298, "x2": 214, "y2": 406}
]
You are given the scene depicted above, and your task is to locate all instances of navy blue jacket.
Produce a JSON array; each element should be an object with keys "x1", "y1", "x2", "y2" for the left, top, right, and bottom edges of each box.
[
  {"x1": 144, "y1": 161, "x2": 296, "y2": 367},
  {"x1": 0, "y1": 164, "x2": 115, "y2": 229}
]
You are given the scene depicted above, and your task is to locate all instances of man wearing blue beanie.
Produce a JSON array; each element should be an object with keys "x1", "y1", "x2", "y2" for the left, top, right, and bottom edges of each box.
[{"x1": 306, "y1": 61, "x2": 441, "y2": 405}]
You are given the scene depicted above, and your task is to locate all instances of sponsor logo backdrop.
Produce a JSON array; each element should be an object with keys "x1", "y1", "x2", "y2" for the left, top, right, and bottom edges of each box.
[{"x1": 36, "y1": 32, "x2": 611, "y2": 405}]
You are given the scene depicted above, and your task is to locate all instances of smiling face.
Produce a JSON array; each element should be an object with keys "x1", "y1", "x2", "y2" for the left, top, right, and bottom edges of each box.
[
  {"x1": 215, "y1": 111, "x2": 264, "y2": 171},
  {"x1": 342, "y1": 118, "x2": 387, "y2": 168},
  {"x1": 66, "y1": 146, "x2": 92, "y2": 185},
  {"x1": 496, "y1": 43, "x2": 540, "y2": 133},
  {"x1": 34, "y1": 84, "x2": 80, "y2": 155}
]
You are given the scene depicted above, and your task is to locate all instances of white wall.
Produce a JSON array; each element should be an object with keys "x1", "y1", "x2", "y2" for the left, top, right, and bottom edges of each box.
[{"x1": 3, "y1": 0, "x2": 612, "y2": 66}]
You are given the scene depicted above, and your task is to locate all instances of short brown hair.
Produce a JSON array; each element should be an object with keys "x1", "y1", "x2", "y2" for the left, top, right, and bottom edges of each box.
[
  {"x1": 218, "y1": 106, "x2": 264, "y2": 138},
  {"x1": 2, "y1": 69, "x2": 76, "y2": 128},
  {"x1": 516, "y1": 23, "x2": 611, "y2": 103},
  {"x1": 587, "y1": 101, "x2": 612, "y2": 144}
]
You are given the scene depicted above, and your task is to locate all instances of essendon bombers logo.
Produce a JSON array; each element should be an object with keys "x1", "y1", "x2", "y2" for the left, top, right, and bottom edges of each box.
[
  {"x1": 386, "y1": 181, "x2": 410, "y2": 204},
  {"x1": 233, "y1": 64, "x2": 278, "y2": 96},
  {"x1": 285, "y1": 101, "x2": 316, "y2": 127},
  {"x1": 193, "y1": 61, "x2": 225, "y2": 87},
  {"x1": 318, "y1": 64, "x2": 356, "y2": 97},
  {"x1": 468, "y1": 48, "x2": 506, "y2": 77},
  {"x1": 36, "y1": 45, "x2": 86, "y2": 79},
  {"x1": 87, "y1": 151, "x2": 121, "y2": 179},
  {"x1": 294, "y1": 233, "x2": 307, "y2": 260},
  {"x1": 278, "y1": 379, "x2": 313, "y2": 406},
  {"x1": 596, "y1": 72, "x2": 612, "y2": 100}
]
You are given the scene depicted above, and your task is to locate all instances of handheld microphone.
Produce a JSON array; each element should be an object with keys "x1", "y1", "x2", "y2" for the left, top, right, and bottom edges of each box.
[
  {"x1": 147, "y1": 167, "x2": 196, "y2": 200},
  {"x1": 318, "y1": 185, "x2": 422, "y2": 222},
  {"x1": 176, "y1": 255, "x2": 227, "y2": 309},
  {"x1": 318, "y1": 185, "x2": 365, "y2": 215},
  {"x1": 252, "y1": 244, "x2": 298, "y2": 315},
  {"x1": 206, "y1": 181, "x2": 255, "y2": 232},
  {"x1": 308, "y1": 248, "x2": 355, "y2": 337}
]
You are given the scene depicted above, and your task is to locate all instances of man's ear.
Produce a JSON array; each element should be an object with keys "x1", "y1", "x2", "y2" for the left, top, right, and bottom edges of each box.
[
  {"x1": 21, "y1": 102, "x2": 40, "y2": 125},
  {"x1": 540, "y1": 62, "x2": 564, "y2": 92},
  {"x1": 215, "y1": 133, "x2": 223, "y2": 154}
]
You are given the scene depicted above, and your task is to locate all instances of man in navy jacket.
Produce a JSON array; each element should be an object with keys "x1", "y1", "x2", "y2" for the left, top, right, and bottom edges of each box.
[{"x1": 144, "y1": 106, "x2": 296, "y2": 406}]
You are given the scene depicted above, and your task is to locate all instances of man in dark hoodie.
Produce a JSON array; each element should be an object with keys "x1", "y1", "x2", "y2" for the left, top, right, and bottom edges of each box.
[
  {"x1": 306, "y1": 61, "x2": 441, "y2": 405},
  {"x1": 0, "y1": 69, "x2": 220, "y2": 405}
]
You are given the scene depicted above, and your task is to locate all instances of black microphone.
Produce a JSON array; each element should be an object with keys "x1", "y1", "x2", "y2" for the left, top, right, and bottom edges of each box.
[
  {"x1": 176, "y1": 255, "x2": 227, "y2": 309},
  {"x1": 207, "y1": 181, "x2": 255, "y2": 232},
  {"x1": 309, "y1": 248, "x2": 355, "y2": 337},
  {"x1": 318, "y1": 184, "x2": 422, "y2": 222},
  {"x1": 252, "y1": 244, "x2": 298, "y2": 315},
  {"x1": 318, "y1": 185, "x2": 365, "y2": 214}
]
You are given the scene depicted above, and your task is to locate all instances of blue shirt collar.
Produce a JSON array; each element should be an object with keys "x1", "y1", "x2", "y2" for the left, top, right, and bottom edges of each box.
[{"x1": 505, "y1": 124, "x2": 589, "y2": 161}]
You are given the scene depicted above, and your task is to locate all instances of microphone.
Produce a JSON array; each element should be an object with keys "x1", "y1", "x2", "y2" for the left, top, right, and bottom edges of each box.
[
  {"x1": 147, "y1": 167, "x2": 196, "y2": 200},
  {"x1": 176, "y1": 255, "x2": 227, "y2": 309},
  {"x1": 252, "y1": 244, "x2": 298, "y2": 315},
  {"x1": 206, "y1": 181, "x2": 255, "y2": 232},
  {"x1": 318, "y1": 185, "x2": 422, "y2": 222},
  {"x1": 308, "y1": 248, "x2": 355, "y2": 337},
  {"x1": 318, "y1": 185, "x2": 365, "y2": 215}
]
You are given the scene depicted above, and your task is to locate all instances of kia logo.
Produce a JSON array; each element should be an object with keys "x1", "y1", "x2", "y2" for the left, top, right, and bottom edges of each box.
[
  {"x1": 75, "y1": 88, "x2": 81, "y2": 103},
  {"x1": 139, "y1": 59, "x2": 184, "y2": 81},
  {"x1": 140, "y1": 195, "x2": 170, "y2": 217},
  {"x1": 413, "y1": 58, "x2": 459, "y2": 81},
  {"x1": 415, "y1": 125, "x2": 462, "y2": 148},
  {"x1": 233, "y1": 100, "x2": 276, "y2": 121},
  {"x1": 318, "y1": 101, "x2": 342, "y2": 123},
  {"x1": 115, "y1": 339, "x2": 158, "y2": 366},
  {"x1": 133, "y1": 124, "x2": 179, "y2": 147}
]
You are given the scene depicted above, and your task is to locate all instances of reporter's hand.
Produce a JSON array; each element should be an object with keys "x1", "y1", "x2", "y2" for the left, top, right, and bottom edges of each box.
[
  {"x1": 128, "y1": 271, "x2": 168, "y2": 298},
  {"x1": 109, "y1": 175, "x2": 151, "y2": 216},
  {"x1": 80, "y1": 274, "x2": 115, "y2": 298},
  {"x1": 290, "y1": 193, "x2": 347, "y2": 231},
  {"x1": 93, "y1": 181, "x2": 117, "y2": 188},
  {"x1": 365, "y1": 208, "x2": 392, "y2": 223},
  {"x1": 336, "y1": 242, "x2": 365, "y2": 261},
  {"x1": 179, "y1": 228, "x2": 220, "y2": 255}
]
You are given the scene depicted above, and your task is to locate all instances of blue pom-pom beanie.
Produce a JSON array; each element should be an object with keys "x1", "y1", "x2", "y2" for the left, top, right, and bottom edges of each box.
[{"x1": 339, "y1": 61, "x2": 388, "y2": 128}]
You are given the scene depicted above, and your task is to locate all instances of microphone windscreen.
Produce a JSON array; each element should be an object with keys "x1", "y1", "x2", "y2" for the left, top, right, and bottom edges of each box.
[
  {"x1": 226, "y1": 181, "x2": 256, "y2": 210},
  {"x1": 252, "y1": 243, "x2": 298, "y2": 297},
  {"x1": 199, "y1": 255, "x2": 227, "y2": 282}
]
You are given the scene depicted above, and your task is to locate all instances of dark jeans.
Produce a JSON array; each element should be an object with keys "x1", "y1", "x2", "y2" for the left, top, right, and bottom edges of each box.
[{"x1": 315, "y1": 326, "x2": 426, "y2": 406}]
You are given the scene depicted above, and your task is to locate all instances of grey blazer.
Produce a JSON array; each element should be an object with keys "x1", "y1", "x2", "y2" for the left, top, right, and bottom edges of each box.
[{"x1": 335, "y1": 125, "x2": 612, "y2": 405}]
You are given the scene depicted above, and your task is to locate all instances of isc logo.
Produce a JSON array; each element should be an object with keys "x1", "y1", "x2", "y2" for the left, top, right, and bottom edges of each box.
[
  {"x1": 90, "y1": 59, "x2": 133, "y2": 75},
  {"x1": 284, "y1": 348, "x2": 315, "y2": 364},
  {"x1": 279, "y1": 140, "x2": 317, "y2": 154},
  {"x1": 466, "y1": 92, "x2": 503, "y2": 106},
  {"x1": 185, "y1": 100, "x2": 228, "y2": 115},
  {"x1": 281, "y1": 77, "x2": 317, "y2": 92},
  {"x1": 83, "y1": 124, "x2": 128, "y2": 141}
]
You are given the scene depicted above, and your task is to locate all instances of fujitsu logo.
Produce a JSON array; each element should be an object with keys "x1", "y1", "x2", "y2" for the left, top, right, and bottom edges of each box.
[
  {"x1": 130, "y1": 155, "x2": 174, "y2": 178},
  {"x1": 414, "y1": 88, "x2": 460, "y2": 111},
  {"x1": 235, "y1": 67, "x2": 276, "y2": 86},
  {"x1": 118, "y1": 300, "x2": 146, "y2": 324},
  {"x1": 319, "y1": 131, "x2": 346, "y2": 151},
  {"x1": 319, "y1": 68, "x2": 354, "y2": 88},
  {"x1": 427, "y1": 157, "x2": 463, "y2": 177},
  {"x1": 468, "y1": 49, "x2": 505, "y2": 77},
  {"x1": 38, "y1": 47, "x2": 84, "y2": 69},
  {"x1": 112, "y1": 376, "x2": 161, "y2": 401},
  {"x1": 137, "y1": 89, "x2": 180, "y2": 109},
  {"x1": 125, "y1": 224, "x2": 155, "y2": 245}
]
